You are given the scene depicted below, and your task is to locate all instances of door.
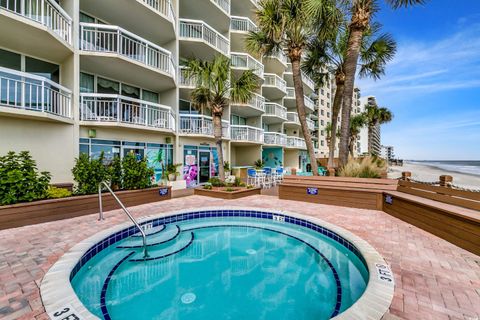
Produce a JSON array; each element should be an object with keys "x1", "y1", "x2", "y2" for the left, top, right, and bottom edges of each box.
[{"x1": 198, "y1": 151, "x2": 211, "y2": 183}]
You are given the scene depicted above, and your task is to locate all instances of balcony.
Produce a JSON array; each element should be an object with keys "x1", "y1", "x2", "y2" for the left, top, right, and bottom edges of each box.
[
  {"x1": 262, "y1": 73, "x2": 287, "y2": 100},
  {"x1": 179, "y1": 114, "x2": 230, "y2": 138},
  {"x1": 79, "y1": 93, "x2": 175, "y2": 132},
  {"x1": 231, "y1": 125, "x2": 264, "y2": 144},
  {"x1": 0, "y1": 0, "x2": 72, "y2": 61},
  {"x1": 180, "y1": 0, "x2": 230, "y2": 34},
  {"x1": 264, "y1": 132, "x2": 287, "y2": 146},
  {"x1": 284, "y1": 87, "x2": 315, "y2": 113},
  {"x1": 179, "y1": 19, "x2": 229, "y2": 59},
  {"x1": 285, "y1": 111, "x2": 300, "y2": 127},
  {"x1": 178, "y1": 67, "x2": 196, "y2": 89},
  {"x1": 80, "y1": 0, "x2": 175, "y2": 43},
  {"x1": 231, "y1": 52, "x2": 264, "y2": 79},
  {"x1": 79, "y1": 23, "x2": 175, "y2": 91},
  {"x1": 230, "y1": 93, "x2": 265, "y2": 117},
  {"x1": 307, "y1": 118, "x2": 315, "y2": 131},
  {"x1": 263, "y1": 51, "x2": 288, "y2": 74},
  {"x1": 231, "y1": 0, "x2": 259, "y2": 19},
  {"x1": 284, "y1": 64, "x2": 315, "y2": 94},
  {"x1": 263, "y1": 102, "x2": 287, "y2": 124},
  {"x1": 0, "y1": 66, "x2": 72, "y2": 121},
  {"x1": 286, "y1": 136, "x2": 306, "y2": 149},
  {"x1": 230, "y1": 16, "x2": 257, "y2": 50}
]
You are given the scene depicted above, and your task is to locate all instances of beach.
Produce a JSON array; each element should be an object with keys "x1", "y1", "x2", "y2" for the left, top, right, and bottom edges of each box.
[{"x1": 388, "y1": 161, "x2": 480, "y2": 189}]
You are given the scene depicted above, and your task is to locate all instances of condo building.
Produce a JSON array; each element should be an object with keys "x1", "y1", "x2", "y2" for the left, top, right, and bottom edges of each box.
[{"x1": 0, "y1": 0, "x2": 317, "y2": 187}]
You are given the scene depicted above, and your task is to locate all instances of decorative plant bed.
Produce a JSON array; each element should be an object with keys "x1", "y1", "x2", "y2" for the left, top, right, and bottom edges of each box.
[
  {"x1": 0, "y1": 186, "x2": 172, "y2": 230},
  {"x1": 194, "y1": 186, "x2": 261, "y2": 199}
]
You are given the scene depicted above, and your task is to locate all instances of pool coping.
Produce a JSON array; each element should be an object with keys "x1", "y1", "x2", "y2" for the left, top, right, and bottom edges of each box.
[{"x1": 40, "y1": 206, "x2": 394, "y2": 320}]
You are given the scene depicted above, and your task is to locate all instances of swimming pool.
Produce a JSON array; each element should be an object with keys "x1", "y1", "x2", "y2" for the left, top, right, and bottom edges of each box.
[{"x1": 41, "y1": 207, "x2": 394, "y2": 320}]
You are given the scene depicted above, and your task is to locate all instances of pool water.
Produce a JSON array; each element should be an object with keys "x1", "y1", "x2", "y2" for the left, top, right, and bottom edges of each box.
[{"x1": 72, "y1": 217, "x2": 368, "y2": 320}]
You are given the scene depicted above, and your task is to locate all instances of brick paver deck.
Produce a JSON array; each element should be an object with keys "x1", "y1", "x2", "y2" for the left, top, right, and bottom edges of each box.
[{"x1": 0, "y1": 195, "x2": 479, "y2": 320}]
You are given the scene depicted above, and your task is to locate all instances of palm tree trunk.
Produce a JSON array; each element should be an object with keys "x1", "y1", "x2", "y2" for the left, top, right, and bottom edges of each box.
[
  {"x1": 328, "y1": 75, "x2": 345, "y2": 168},
  {"x1": 338, "y1": 26, "x2": 366, "y2": 167},
  {"x1": 212, "y1": 113, "x2": 225, "y2": 180},
  {"x1": 291, "y1": 58, "x2": 319, "y2": 176}
]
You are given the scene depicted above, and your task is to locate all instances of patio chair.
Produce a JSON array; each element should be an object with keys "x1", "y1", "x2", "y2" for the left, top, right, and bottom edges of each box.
[
  {"x1": 247, "y1": 168, "x2": 262, "y2": 187},
  {"x1": 262, "y1": 167, "x2": 273, "y2": 188}
]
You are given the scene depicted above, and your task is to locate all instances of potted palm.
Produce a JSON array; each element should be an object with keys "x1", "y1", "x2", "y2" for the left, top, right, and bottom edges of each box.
[
  {"x1": 166, "y1": 163, "x2": 182, "y2": 182},
  {"x1": 224, "y1": 161, "x2": 231, "y2": 177}
]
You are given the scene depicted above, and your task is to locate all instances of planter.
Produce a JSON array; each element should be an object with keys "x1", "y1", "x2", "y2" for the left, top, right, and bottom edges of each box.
[
  {"x1": 0, "y1": 186, "x2": 172, "y2": 230},
  {"x1": 168, "y1": 174, "x2": 177, "y2": 181},
  {"x1": 167, "y1": 180, "x2": 187, "y2": 190},
  {"x1": 194, "y1": 186, "x2": 261, "y2": 199}
]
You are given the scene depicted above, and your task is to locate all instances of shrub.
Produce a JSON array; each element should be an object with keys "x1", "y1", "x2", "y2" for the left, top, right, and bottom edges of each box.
[
  {"x1": 46, "y1": 186, "x2": 72, "y2": 199},
  {"x1": 338, "y1": 156, "x2": 387, "y2": 178},
  {"x1": 108, "y1": 156, "x2": 122, "y2": 190},
  {"x1": 0, "y1": 151, "x2": 51, "y2": 205},
  {"x1": 225, "y1": 187, "x2": 236, "y2": 192},
  {"x1": 72, "y1": 153, "x2": 108, "y2": 195},
  {"x1": 122, "y1": 153, "x2": 154, "y2": 190},
  {"x1": 246, "y1": 185, "x2": 254, "y2": 189},
  {"x1": 208, "y1": 177, "x2": 225, "y2": 187},
  {"x1": 223, "y1": 161, "x2": 230, "y2": 171},
  {"x1": 203, "y1": 183, "x2": 213, "y2": 190},
  {"x1": 254, "y1": 159, "x2": 264, "y2": 169}
]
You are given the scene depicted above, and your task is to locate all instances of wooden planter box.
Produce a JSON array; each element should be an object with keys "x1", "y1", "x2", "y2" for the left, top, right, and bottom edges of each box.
[
  {"x1": 0, "y1": 186, "x2": 172, "y2": 230},
  {"x1": 194, "y1": 187, "x2": 261, "y2": 199}
]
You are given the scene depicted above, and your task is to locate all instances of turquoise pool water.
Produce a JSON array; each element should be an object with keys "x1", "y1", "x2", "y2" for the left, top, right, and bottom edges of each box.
[{"x1": 72, "y1": 215, "x2": 368, "y2": 320}]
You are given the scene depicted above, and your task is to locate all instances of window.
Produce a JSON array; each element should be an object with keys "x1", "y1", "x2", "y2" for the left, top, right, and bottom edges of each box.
[
  {"x1": 320, "y1": 110, "x2": 324, "y2": 116},
  {"x1": 262, "y1": 123, "x2": 270, "y2": 131},
  {"x1": 321, "y1": 140, "x2": 324, "y2": 146},
  {"x1": 97, "y1": 77, "x2": 119, "y2": 94},
  {"x1": 142, "y1": 90, "x2": 159, "y2": 103},
  {"x1": 25, "y1": 56, "x2": 59, "y2": 83},
  {"x1": 0, "y1": 49, "x2": 21, "y2": 70},
  {"x1": 231, "y1": 115, "x2": 246, "y2": 125},
  {"x1": 320, "y1": 120, "x2": 324, "y2": 125},
  {"x1": 179, "y1": 99, "x2": 198, "y2": 114},
  {"x1": 320, "y1": 99, "x2": 324, "y2": 106},
  {"x1": 321, "y1": 130, "x2": 324, "y2": 136},
  {"x1": 80, "y1": 73, "x2": 94, "y2": 93},
  {"x1": 321, "y1": 89, "x2": 324, "y2": 95},
  {"x1": 121, "y1": 83, "x2": 140, "y2": 99},
  {"x1": 327, "y1": 112, "x2": 330, "y2": 118},
  {"x1": 327, "y1": 102, "x2": 330, "y2": 108}
]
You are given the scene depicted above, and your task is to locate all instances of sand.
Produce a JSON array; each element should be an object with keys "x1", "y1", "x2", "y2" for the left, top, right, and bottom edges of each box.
[{"x1": 388, "y1": 161, "x2": 480, "y2": 190}]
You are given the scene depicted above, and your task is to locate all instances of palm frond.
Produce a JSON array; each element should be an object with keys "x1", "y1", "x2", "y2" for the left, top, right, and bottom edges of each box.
[
  {"x1": 385, "y1": 0, "x2": 426, "y2": 9},
  {"x1": 229, "y1": 70, "x2": 259, "y2": 104},
  {"x1": 358, "y1": 32, "x2": 397, "y2": 79}
]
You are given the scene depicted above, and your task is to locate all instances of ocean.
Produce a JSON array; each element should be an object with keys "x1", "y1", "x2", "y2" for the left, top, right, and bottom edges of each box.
[{"x1": 408, "y1": 160, "x2": 480, "y2": 177}]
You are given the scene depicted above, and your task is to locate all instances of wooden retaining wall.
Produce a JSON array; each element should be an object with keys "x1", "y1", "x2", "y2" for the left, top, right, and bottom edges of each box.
[
  {"x1": 279, "y1": 176, "x2": 398, "y2": 210},
  {"x1": 383, "y1": 191, "x2": 480, "y2": 256},
  {"x1": 0, "y1": 187, "x2": 171, "y2": 230}
]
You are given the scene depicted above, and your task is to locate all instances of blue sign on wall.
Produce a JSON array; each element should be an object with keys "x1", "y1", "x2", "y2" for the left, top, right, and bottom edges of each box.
[
  {"x1": 307, "y1": 187, "x2": 318, "y2": 195},
  {"x1": 384, "y1": 194, "x2": 393, "y2": 205},
  {"x1": 159, "y1": 188, "x2": 169, "y2": 196}
]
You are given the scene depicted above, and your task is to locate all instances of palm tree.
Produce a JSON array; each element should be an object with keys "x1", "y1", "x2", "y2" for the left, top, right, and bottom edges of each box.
[
  {"x1": 337, "y1": 0, "x2": 425, "y2": 167},
  {"x1": 303, "y1": 22, "x2": 396, "y2": 168},
  {"x1": 364, "y1": 101, "x2": 393, "y2": 155},
  {"x1": 185, "y1": 56, "x2": 259, "y2": 181},
  {"x1": 348, "y1": 113, "x2": 367, "y2": 157},
  {"x1": 246, "y1": 0, "x2": 340, "y2": 176}
]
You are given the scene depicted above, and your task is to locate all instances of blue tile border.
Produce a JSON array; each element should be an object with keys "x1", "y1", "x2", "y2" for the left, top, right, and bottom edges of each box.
[
  {"x1": 99, "y1": 251, "x2": 134, "y2": 320},
  {"x1": 70, "y1": 210, "x2": 367, "y2": 285}
]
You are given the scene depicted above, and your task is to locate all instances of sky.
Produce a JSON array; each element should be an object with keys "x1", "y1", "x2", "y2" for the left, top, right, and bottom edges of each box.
[{"x1": 356, "y1": 0, "x2": 480, "y2": 160}]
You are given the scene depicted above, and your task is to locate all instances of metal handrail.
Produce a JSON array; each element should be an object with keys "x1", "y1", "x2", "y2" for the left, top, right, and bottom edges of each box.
[{"x1": 98, "y1": 182, "x2": 149, "y2": 258}]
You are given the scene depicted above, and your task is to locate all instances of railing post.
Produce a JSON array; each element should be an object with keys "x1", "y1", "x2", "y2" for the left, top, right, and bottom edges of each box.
[
  {"x1": 117, "y1": 97, "x2": 121, "y2": 123},
  {"x1": 439, "y1": 175, "x2": 453, "y2": 188},
  {"x1": 98, "y1": 183, "x2": 104, "y2": 220},
  {"x1": 401, "y1": 171, "x2": 411, "y2": 181}
]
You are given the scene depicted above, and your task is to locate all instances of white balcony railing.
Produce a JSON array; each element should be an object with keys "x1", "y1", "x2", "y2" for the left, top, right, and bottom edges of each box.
[
  {"x1": 286, "y1": 111, "x2": 299, "y2": 123},
  {"x1": 265, "y1": 51, "x2": 288, "y2": 65},
  {"x1": 0, "y1": 66, "x2": 72, "y2": 118},
  {"x1": 306, "y1": 118, "x2": 315, "y2": 131},
  {"x1": 285, "y1": 87, "x2": 315, "y2": 111},
  {"x1": 231, "y1": 93, "x2": 265, "y2": 112},
  {"x1": 79, "y1": 23, "x2": 175, "y2": 80},
  {"x1": 179, "y1": 19, "x2": 230, "y2": 56},
  {"x1": 231, "y1": 125, "x2": 263, "y2": 143},
  {"x1": 264, "y1": 132, "x2": 286, "y2": 146},
  {"x1": 178, "y1": 67, "x2": 196, "y2": 88},
  {"x1": 179, "y1": 114, "x2": 229, "y2": 138},
  {"x1": 264, "y1": 102, "x2": 287, "y2": 119},
  {"x1": 231, "y1": 52, "x2": 264, "y2": 78},
  {"x1": 263, "y1": 74, "x2": 287, "y2": 93},
  {"x1": 1, "y1": 0, "x2": 72, "y2": 45},
  {"x1": 302, "y1": 72, "x2": 315, "y2": 90},
  {"x1": 80, "y1": 93, "x2": 175, "y2": 131},
  {"x1": 141, "y1": 0, "x2": 176, "y2": 26},
  {"x1": 230, "y1": 16, "x2": 257, "y2": 32},
  {"x1": 212, "y1": 0, "x2": 230, "y2": 14},
  {"x1": 287, "y1": 136, "x2": 306, "y2": 149}
]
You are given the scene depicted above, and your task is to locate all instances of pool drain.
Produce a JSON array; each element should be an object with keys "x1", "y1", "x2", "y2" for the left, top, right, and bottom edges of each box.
[
  {"x1": 181, "y1": 293, "x2": 196, "y2": 304},
  {"x1": 246, "y1": 249, "x2": 256, "y2": 255}
]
